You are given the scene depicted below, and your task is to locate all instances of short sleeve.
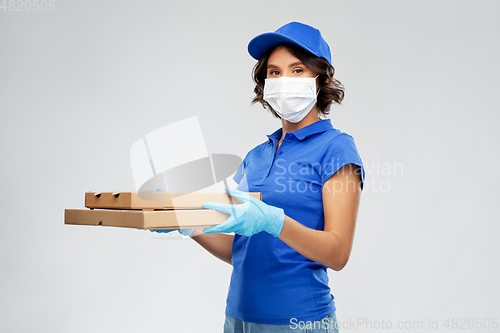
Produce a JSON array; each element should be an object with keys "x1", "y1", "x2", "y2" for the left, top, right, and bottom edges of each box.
[
  {"x1": 233, "y1": 159, "x2": 246, "y2": 185},
  {"x1": 320, "y1": 134, "x2": 365, "y2": 191},
  {"x1": 232, "y1": 144, "x2": 263, "y2": 192},
  {"x1": 233, "y1": 147, "x2": 254, "y2": 185}
]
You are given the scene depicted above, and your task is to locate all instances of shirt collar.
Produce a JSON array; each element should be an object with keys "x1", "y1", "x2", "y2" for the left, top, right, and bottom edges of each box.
[
  {"x1": 267, "y1": 119, "x2": 333, "y2": 142},
  {"x1": 267, "y1": 128, "x2": 283, "y2": 143}
]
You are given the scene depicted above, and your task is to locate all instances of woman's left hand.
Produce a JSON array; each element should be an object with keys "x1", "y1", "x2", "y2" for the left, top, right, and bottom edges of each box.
[{"x1": 202, "y1": 188, "x2": 285, "y2": 237}]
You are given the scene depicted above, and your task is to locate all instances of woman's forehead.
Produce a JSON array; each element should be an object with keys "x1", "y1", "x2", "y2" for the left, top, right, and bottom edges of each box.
[{"x1": 268, "y1": 46, "x2": 302, "y2": 65}]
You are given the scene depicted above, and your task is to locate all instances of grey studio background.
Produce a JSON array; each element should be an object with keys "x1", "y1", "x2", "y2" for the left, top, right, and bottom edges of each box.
[{"x1": 1, "y1": 0, "x2": 499, "y2": 332}]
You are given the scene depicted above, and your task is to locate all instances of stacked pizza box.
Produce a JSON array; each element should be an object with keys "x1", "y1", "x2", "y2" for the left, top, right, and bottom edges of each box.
[{"x1": 65, "y1": 191, "x2": 261, "y2": 230}]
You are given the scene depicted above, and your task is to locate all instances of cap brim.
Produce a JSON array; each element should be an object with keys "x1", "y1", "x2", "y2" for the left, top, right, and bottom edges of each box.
[{"x1": 248, "y1": 32, "x2": 316, "y2": 61}]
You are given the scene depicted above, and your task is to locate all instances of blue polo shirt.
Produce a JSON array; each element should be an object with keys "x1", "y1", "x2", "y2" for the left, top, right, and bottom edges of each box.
[{"x1": 227, "y1": 119, "x2": 365, "y2": 324}]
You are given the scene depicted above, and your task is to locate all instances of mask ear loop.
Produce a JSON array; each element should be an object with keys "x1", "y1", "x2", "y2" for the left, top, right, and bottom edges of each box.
[
  {"x1": 314, "y1": 75, "x2": 321, "y2": 97},
  {"x1": 314, "y1": 74, "x2": 323, "y2": 121}
]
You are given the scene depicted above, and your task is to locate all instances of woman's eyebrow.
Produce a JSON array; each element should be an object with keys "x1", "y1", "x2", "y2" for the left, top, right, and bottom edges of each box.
[
  {"x1": 289, "y1": 61, "x2": 303, "y2": 67},
  {"x1": 267, "y1": 61, "x2": 304, "y2": 69}
]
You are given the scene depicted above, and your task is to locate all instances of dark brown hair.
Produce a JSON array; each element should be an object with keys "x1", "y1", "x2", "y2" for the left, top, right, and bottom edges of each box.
[{"x1": 252, "y1": 43, "x2": 344, "y2": 118}]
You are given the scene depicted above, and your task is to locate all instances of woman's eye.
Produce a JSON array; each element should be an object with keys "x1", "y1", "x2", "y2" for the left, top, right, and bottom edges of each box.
[
  {"x1": 269, "y1": 70, "x2": 280, "y2": 76},
  {"x1": 293, "y1": 68, "x2": 303, "y2": 74}
]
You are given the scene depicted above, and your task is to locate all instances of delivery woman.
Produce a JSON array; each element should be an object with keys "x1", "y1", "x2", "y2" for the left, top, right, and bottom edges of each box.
[{"x1": 193, "y1": 21, "x2": 365, "y2": 332}]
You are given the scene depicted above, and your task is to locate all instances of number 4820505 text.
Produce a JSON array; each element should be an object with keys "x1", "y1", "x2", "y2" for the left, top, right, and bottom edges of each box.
[{"x1": 1, "y1": 0, "x2": 55, "y2": 11}]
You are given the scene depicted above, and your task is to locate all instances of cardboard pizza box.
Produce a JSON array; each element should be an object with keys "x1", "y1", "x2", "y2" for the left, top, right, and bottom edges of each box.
[
  {"x1": 64, "y1": 208, "x2": 229, "y2": 230},
  {"x1": 84, "y1": 191, "x2": 261, "y2": 210}
]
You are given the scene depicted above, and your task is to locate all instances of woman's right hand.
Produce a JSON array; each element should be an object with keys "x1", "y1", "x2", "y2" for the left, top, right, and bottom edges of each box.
[{"x1": 149, "y1": 229, "x2": 196, "y2": 236}]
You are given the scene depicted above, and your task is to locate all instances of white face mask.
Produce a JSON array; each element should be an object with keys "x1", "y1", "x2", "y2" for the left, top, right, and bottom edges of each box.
[{"x1": 263, "y1": 76, "x2": 318, "y2": 123}]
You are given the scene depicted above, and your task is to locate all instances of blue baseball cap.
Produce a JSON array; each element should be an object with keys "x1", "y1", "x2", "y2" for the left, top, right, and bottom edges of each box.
[{"x1": 248, "y1": 22, "x2": 332, "y2": 65}]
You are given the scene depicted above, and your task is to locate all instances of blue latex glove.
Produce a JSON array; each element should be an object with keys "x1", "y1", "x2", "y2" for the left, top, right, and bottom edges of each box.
[
  {"x1": 150, "y1": 229, "x2": 177, "y2": 234},
  {"x1": 149, "y1": 229, "x2": 194, "y2": 236},
  {"x1": 202, "y1": 188, "x2": 285, "y2": 237},
  {"x1": 149, "y1": 188, "x2": 194, "y2": 236}
]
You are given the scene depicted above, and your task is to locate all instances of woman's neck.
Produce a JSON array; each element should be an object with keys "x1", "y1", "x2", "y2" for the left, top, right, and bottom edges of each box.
[{"x1": 280, "y1": 108, "x2": 320, "y2": 141}]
